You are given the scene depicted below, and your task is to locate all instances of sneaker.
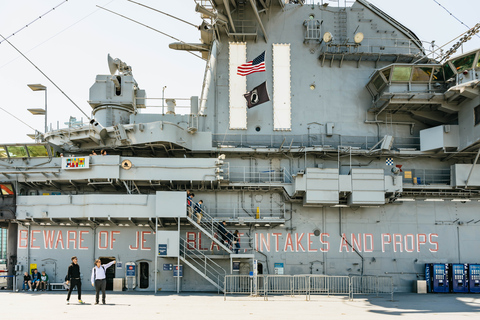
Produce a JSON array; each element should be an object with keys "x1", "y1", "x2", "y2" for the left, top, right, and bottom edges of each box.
[
  {"x1": 34, "y1": 288, "x2": 37, "y2": 292},
  {"x1": 28, "y1": 289, "x2": 32, "y2": 291},
  {"x1": 102, "y1": 301, "x2": 106, "y2": 305},
  {"x1": 66, "y1": 300, "x2": 69, "y2": 305},
  {"x1": 78, "y1": 300, "x2": 85, "y2": 304},
  {"x1": 94, "y1": 302, "x2": 98, "y2": 305}
]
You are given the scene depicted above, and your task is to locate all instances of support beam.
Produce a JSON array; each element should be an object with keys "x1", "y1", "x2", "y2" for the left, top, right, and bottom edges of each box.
[
  {"x1": 222, "y1": 0, "x2": 236, "y2": 34},
  {"x1": 249, "y1": 0, "x2": 268, "y2": 42},
  {"x1": 465, "y1": 148, "x2": 480, "y2": 188}
]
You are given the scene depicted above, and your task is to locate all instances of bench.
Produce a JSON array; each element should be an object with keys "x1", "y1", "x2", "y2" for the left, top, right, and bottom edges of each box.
[{"x1": 50, "y1": 283, "x2": 66, "y2": 291}]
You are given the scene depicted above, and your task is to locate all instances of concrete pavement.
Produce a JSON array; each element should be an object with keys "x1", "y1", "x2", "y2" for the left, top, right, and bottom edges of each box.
[{"x1": 1, "y1": 290, "x2": 480, "y2": 319}]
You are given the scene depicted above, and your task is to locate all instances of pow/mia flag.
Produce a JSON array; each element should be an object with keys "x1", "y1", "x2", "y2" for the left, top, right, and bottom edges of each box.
[{"x1": 244, "y1": 81, "x2": 270, "y2": 108}]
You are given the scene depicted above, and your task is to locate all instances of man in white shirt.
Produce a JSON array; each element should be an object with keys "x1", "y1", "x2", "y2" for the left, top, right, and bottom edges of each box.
[{"x1": 91, "y1": 259, "x2": 116, "y2": 305}]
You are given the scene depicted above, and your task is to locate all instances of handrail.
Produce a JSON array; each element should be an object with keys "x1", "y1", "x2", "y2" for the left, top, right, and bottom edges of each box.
[
  {"x1": 189, "y1": 204, "x2": 235, "y2": 252},
  {"x1": 179, "y1": 237, "x2": 226, "y2": 287}
]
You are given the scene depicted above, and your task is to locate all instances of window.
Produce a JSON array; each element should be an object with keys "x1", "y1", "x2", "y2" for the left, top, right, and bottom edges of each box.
[
  {"x1": 372, "y1": 75, "x2": 385, "y2": 90},
  {"x1": 412, "y1": 67, "x2": 433, "y2": 82},
  {"x1": 452, "y1": 53, "x2": 476, "y2": 73},
  {"x1": 26, "y1": 145, "x2": 49, "y2": 157},
  {"x1": 0, "y1": 146, "x2": 6, "y2": 158},
  {"x1": 443, "y1": 64, "x2": 455, "y2": 81},
  {"x1": 475, "y1": 105, "x2": 480, "y2": 126},
  {"x1": 391, "y1": 66, "x2": 412, "y2": 81},
  {"x1": 0, "y1": 183, "x2": 14, "y2": 196},
  {"x1": 382, "y1": 68, "x2": 391, "y2": 81},
  {"x1": 6, "y1": 146, "x2": 27, "y2": 157},
  {"x1": 432, "y1": 67, "x2": 445, "y2": 82}
]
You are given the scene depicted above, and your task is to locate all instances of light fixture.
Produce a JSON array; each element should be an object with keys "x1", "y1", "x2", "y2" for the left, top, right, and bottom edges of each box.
[
  {"x1": 105, "y1": 223, "x2": 110, "y2": 226},
  {"x1": 85, "y1": 223, "x2": 90, "y2": 226},
  {"x1": 60, "y1": 223, "x2": 65, "y2": 226},
  {"x1": 27, "y1": 83, "x2": 47, "y2": 133},
  {"x1": 452, "y1": 199, "x2": 471, "y2": 202},
  {"x1": 332, "y1": 205, "x2": 348, "y2": 207},
  {"x1": 265, "y1": 223, "x2": 270, "y2": 227},
  {"x1": 66, "y1": 223, "x2": 71, "y2": 226},
  {"x1": 424, "y1": 199, "x2": 444, "y2": 202},
  {"x1": 396, "y1": 198, "x2": 415, "y2": 202},
  {"x1": 25, "y1": 222, "x2": 30, "y2": 226},
  {"x1": 279, "y1": 223, "x2": 285, "y2": 227},
  {"x1": 40, "y1": 223, "x2": 45, "y2": 225},
  {"x1": 46, "y1": 223, "x2": 51, "y2": 226},
  {"x1": 254, "y1": 223, "x2": 260, "y2": 227},
  {"x1": 79, "y1": 223, "x2": 85, "y2": 226}
]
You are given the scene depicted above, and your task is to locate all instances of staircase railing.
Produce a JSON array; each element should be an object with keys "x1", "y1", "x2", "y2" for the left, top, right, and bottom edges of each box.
[
  {"x1": 188, "y1": 204, "x2": 235, "y2": 253},
  {"x1": 179, "y1": 237, "x2": 226, "y2": 290}
]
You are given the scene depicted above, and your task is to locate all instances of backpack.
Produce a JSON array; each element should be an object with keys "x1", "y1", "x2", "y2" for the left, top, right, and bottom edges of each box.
[{"x1": 93, "y1": 266, "x2": 106, "y2": 280}]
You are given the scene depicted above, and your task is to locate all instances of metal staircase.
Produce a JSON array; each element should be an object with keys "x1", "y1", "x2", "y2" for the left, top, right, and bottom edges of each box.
[
  {"x1": 186, "y1": 206, "x2": 234, "y2": 253},
  {"x1": 179, "y1": 237, "x2": 226, "y2": 292}
]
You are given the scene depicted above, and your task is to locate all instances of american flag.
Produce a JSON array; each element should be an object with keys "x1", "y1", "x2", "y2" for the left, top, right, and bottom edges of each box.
[{"x1": 237, "y1": 51, "x2": 266, "y2": 76}]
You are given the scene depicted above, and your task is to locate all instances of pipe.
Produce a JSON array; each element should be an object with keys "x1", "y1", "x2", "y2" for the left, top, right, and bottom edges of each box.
[{"x1": 464, "y1": 147, "x2": 480, "y2": 188}]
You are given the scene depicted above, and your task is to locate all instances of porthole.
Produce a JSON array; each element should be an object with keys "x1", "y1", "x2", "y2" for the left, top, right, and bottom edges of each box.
[{"x1": 255, "y1": 126, "x2": 261, "y2": 132}]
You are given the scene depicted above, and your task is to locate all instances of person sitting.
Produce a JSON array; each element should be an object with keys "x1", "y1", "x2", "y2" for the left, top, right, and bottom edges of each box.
[
  {"x1": 22, "y1": 272, "x2": 32, "y2": 291},
  {"x1": 31, "y1": 269, "x2": 41, "y2": 291},
  {"x1": 38, "y1": 271, "x2": 49, "y2": 291}
]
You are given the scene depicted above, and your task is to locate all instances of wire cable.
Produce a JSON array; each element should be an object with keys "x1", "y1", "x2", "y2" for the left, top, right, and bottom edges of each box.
[
  {"x1": 0, "y1": 0, "x2": 69, "y2": 45},
  {"x1": 432, "y1": 0, "x2": 480, "y2": 39},
  {"x1": 0, "y1": 33, "x2": 91, "y2": 120},
  {"x1": 96, "y1": 5, "x2": 205, "y2": 60},
  {"x1": 0, "y1": 106, "x2": 38, "y2": 132},
  {"x1": 127, "y1": 0, "x2": 199, "y2": 28}
]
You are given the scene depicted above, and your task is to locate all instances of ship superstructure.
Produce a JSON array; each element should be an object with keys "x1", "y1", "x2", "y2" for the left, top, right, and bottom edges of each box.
[{"x1": 1, "y1": 0, "x2": 480, "y2": 293}]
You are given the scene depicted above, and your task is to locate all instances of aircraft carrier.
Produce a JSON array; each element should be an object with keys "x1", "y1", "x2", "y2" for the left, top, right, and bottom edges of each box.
[{"x1": 1, "y1": 0, "x2": 480, "y2": 293}]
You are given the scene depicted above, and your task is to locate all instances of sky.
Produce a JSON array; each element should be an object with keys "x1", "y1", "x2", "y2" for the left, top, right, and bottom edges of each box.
[{"x1": 0, "y1": 0, "x2": 479, "y2": 144}]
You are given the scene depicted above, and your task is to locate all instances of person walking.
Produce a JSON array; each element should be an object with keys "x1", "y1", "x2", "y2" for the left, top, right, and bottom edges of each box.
[
  {"x1": 233, "y1": 230, "x2": 241, "y2": 254},
  {"x1": 66, "y1": 256, "x2": 84, "y2": 304},
  {"x1": 91, "y1": 259, "x2": 116, "y2": 305}
]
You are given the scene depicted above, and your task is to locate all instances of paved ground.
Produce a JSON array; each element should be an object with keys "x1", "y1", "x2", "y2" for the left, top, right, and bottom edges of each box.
[{"x1": 1, "y1": 290, "x2": 480, "y2": 319}]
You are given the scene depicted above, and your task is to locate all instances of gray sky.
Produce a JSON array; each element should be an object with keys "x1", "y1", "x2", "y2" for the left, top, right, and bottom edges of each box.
[{"x1": 0, "y1": 0, "x2": 479, "y2": 144}]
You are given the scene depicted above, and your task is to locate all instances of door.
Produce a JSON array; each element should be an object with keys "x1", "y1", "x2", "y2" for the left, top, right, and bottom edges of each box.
[
  {"x1": 139, "y1": 262, "x2": 149, "y2": 289},
  {"x1": 99, "y1": 257, "x2": 116, "y2": 290}
]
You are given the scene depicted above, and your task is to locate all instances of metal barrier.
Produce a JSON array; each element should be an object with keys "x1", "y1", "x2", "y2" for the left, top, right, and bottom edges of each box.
[
  {"x1": 224, "y1": 275, "x2": 267, "y2": 300},
  {"x1": 265, "y1": 275, "x2": 294, "y2": 300},
  {"x1": 308, "y1": 275, "x2": 351, "y2": 300},
  {"x1": 351, "y1": 276, "x2": 394, "y2": 301},
  {"x1": 224, "y1": 275, "x2": 393, "y2": 301}
]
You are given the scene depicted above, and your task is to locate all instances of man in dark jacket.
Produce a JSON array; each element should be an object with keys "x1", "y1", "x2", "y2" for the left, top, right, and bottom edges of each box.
[{"x1": 66, "y1": 256, "x2": 84, "y2": 304}]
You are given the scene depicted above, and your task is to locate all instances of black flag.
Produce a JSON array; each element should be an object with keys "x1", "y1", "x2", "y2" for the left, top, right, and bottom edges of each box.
[{"x1": 244, "y1": 81, "x2": 270, "y2": 108}]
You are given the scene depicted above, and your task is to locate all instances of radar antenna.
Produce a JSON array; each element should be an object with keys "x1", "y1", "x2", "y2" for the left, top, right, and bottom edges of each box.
[{"x1": 107, "y1": 54, "x2": 132, "y2": 76}]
